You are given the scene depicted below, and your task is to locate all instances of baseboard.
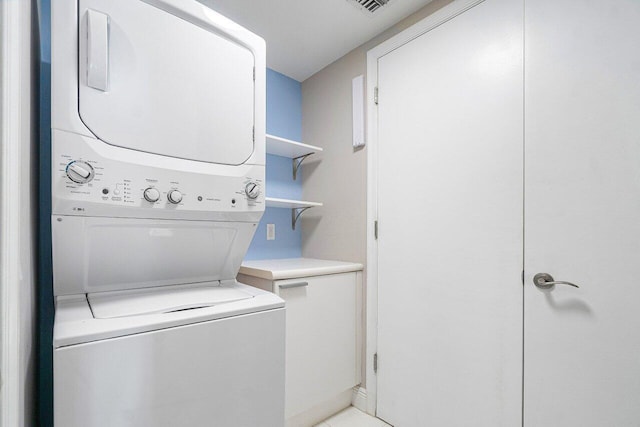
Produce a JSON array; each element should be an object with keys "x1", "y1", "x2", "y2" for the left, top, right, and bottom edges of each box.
[
  {"x1": 285, "y1": 389, "x2": 352, "y2": 427},
  {"x1": 351, "y1": 386, "x2": 368, "y2": 413}
]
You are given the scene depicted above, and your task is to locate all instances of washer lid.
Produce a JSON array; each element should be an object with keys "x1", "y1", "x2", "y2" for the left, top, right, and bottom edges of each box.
[
  {"x1": 88, "y1": 282, "x2": 254, "y2": 319},
  {"x1": 52, "y1": 216, "x2": 259, "y2": 296},
  {"x1": 54, "y1": 281, "x2": 284, "y2": 348}
]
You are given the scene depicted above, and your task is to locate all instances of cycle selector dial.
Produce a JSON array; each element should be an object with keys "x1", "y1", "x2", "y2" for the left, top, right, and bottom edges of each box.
[
  {"x1": 66, "y1": 160, "x2": 95, "y2": 184},
  {"x1": 167, "y1": 190, "x2": 183, "y2": 204},
  {"x1": 245, "y1": 182, "x2": 260, "y2": 199},
  {"x1": 143, "y1": 187, "x2": 160, "y2": 202}
]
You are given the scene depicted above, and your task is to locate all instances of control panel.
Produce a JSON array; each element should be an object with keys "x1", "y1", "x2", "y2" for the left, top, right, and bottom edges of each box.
[{"x1": 52, "y1": 131, "x2": 265, "y2": 222}]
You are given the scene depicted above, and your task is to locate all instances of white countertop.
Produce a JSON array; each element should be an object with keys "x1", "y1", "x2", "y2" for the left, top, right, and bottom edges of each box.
[{"x1": 238, "y1": 258, "x2": 363, "y2": 280}]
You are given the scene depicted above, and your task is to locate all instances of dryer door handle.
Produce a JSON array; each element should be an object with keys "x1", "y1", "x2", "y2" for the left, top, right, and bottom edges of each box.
[{"x1": 86, "y1": 9, "x2": 110, "y2": 91}]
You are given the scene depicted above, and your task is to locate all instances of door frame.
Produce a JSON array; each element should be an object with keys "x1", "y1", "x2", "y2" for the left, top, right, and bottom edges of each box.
[
  {"x1": 364, "y1": 0, "x2": 486, "y2": 416},
  {"x1": 0, "y1": 0, "x2": 32, "y2": 425}
]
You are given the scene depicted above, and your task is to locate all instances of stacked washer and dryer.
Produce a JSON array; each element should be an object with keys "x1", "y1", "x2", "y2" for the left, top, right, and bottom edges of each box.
[{"x1": 51, "y1": 0, "x2": 285, "y2": 426}]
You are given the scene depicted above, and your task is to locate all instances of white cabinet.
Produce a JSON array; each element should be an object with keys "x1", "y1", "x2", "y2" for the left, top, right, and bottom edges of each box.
[{"x1": 237, "y1": 258, "x2": 363, "y2": 424}]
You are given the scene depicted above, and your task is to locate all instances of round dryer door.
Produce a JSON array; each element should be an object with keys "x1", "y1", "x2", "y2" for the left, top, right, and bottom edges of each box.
[{"x1": 78, "y1": 0, "x2": 256, "y2": 165}]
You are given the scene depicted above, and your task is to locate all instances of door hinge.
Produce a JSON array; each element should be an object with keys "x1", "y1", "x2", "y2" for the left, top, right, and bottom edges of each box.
[
  {"x1": 374, "y1": 87, "x2": 379, "y2": 105},
  {"x1": 374, "y1": 220, "x2": 378, "y2": 239},
  {"x1": 373, "y1": 353, "x2": 378, "y2": 373}
]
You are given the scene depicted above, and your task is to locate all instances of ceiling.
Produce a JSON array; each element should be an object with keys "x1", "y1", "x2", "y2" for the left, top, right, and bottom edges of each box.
[{"x1": 199, "y1": 0, "x2": 434, "y2": 81}]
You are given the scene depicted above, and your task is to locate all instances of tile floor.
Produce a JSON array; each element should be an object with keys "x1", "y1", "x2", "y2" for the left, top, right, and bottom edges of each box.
[{"x1": 315, "y1": 407, "x2": 392, "y2": 427}]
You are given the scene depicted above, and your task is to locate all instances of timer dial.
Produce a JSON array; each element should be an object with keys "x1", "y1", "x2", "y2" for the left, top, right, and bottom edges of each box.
[
  {"x1": 143, "y1": 187, "x2": 160, "y2": 202},
  {"x1": 167, "y1": 190, "x2": 183, "y2": 204},
  {"x1": 66, "y1": 160, "x2": 95, "y2": 184},
  {"x1": 245, "y1": 182, "x2": 260, "y2": 199}
]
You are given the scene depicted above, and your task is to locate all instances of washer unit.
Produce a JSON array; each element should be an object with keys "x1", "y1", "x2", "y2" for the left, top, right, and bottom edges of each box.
[{"x1": 51, "y1": 1, "x2": 285, "y2": 426}]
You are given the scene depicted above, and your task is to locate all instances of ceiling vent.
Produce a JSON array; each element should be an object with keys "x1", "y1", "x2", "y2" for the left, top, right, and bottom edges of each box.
[{"x1": 347, "y1": 0, "x2": 391, "y2": 14}]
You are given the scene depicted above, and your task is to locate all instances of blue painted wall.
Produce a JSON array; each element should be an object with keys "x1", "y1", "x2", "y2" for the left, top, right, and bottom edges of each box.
[
  {"x1": 244, "y1": 69, "x2": 303, "y2": 260},
  {"x1": 37, "y1": 0, "x2": 53, "y2": 425}
]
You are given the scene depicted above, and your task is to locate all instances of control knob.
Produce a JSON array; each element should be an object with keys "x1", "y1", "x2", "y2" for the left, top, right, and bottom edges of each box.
[
  {"x1": 66, "y1": 160, "x2": 95, "y2": 184},
  {"x1": 167, "y1": 190, "x2": 183, "y2": 204},
  {"x1": 143, "y1": 187, "x2": 160, "y2": 202},
  {"x1": 245, "y1": 182, "x2": 260, "y2": 199}
]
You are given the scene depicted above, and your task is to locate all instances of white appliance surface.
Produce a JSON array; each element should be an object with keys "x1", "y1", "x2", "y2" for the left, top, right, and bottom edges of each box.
[
  {"x1": 87, "y1": 281, "x2": 254, "y2": 318},
  {"x1": 51, "y1": 0, "x2": 267, "y2": 223},
  {"x1": 78, "y1": 0, "x2": 255, "y2": 166},
  {"x1": 51, "y1": 0, "x2": 268, "y2": 296},
  {"x1": 52, "y1": 215, "x2": 259, "y2": 295},
  {"x1": 55, "y1": 298, "x2": 285, "y2": 427},
  {"x1": 54, "y1": 281, "x2": 283, "y2": 347},
  {"x1": 54, "y1": 281, "x2": 285, "y2": 426},
  {"x1": 51, "y1": 0, "x2": 281, "y2": 425},
  {"x1": 51, "y1": 130, "x2": 265, "y2": 222},
  {"x1": 52, "y1": 0, "x2": 266, "y2": 151}
]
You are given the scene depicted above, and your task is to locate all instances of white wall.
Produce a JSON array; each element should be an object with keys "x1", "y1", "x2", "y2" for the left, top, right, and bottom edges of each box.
[
  {"x1": 0, "y1": 0, "x2": 39, "y2": 425},
  {"x1": 300, "y1": 0, "x2": 453, "y2": 388}
]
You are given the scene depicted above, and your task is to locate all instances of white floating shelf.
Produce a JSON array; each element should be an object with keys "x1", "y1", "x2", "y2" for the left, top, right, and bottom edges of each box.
[
  {"x1": 265, "y1": 197, "x2": 323, "y2": 209},
  {"x1": 266, "y1": 134, "x2": 323, "y2": 159},
  {"x1": 265, "y1": 197, "x2": 323, "y2": 230}
]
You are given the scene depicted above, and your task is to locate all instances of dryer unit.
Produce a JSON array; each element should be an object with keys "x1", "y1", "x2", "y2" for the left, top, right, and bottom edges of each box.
[{"x1": 50, "y1": 1, "x2": 285, "y2": 426}]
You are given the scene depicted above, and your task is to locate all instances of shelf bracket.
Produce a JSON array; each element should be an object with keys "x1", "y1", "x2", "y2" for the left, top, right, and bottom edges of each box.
[
  {"x1": 291, "y1": 206, "x2": 312, "y2": 230},
  {"x1": 292, "y1": 153, "x2": 313, "y2": 180}
]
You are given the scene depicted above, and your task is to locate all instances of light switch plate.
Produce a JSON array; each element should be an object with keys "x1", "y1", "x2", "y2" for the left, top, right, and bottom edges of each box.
[{"x1": 267, "y1": 223, "x2": 275, "y2": 240}]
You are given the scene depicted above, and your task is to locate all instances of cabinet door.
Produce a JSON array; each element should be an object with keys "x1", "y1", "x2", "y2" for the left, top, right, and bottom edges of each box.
[{"x1": 275, "y1": 273, "x2": 357, "y2": 419}]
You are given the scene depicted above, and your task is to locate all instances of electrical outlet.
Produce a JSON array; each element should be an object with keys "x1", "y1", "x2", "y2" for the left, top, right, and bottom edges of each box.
[{"x1": 267, "y1": 224, "x2": 275, "y2": 240}]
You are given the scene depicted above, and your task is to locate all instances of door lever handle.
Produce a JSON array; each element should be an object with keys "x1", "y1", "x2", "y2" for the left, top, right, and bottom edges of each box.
[{"x1": 533, "y1": 273, "x2": 579, "y2": 289}]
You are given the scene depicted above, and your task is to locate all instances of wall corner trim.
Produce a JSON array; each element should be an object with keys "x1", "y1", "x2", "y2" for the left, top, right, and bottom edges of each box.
[
  {"x1": 0, "y1": 0, "x2": 30, "y2": 426},
  {"x1": 351, "y1": 386, "x2": 369, "y2": 414}
]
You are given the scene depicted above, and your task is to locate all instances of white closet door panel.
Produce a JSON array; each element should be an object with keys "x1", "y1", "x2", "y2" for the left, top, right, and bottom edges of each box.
[
  {"x1": 524, "y1": 1, "x2": 640, "y2": 425},
  {"x1": 376, "y1": 0, "x2": 523, "y2": 425},
  {"x1": 78, "y1": 0, "x2": 255, "y2": 165}
]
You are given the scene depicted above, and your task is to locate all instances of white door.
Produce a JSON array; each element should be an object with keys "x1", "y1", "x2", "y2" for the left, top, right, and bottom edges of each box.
[
  {"x1": 78, "y1": 0, "x2": 256, "y2": 165},
  {"x1": 375, "y1": 0, "x2": 640, "y2": 425},
  {"x1": 375, "y1": 0, "x2": 524, "y2": 425},
  {"x1": 523, "y1": 0, "x2": 640, "y2": 425}
]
